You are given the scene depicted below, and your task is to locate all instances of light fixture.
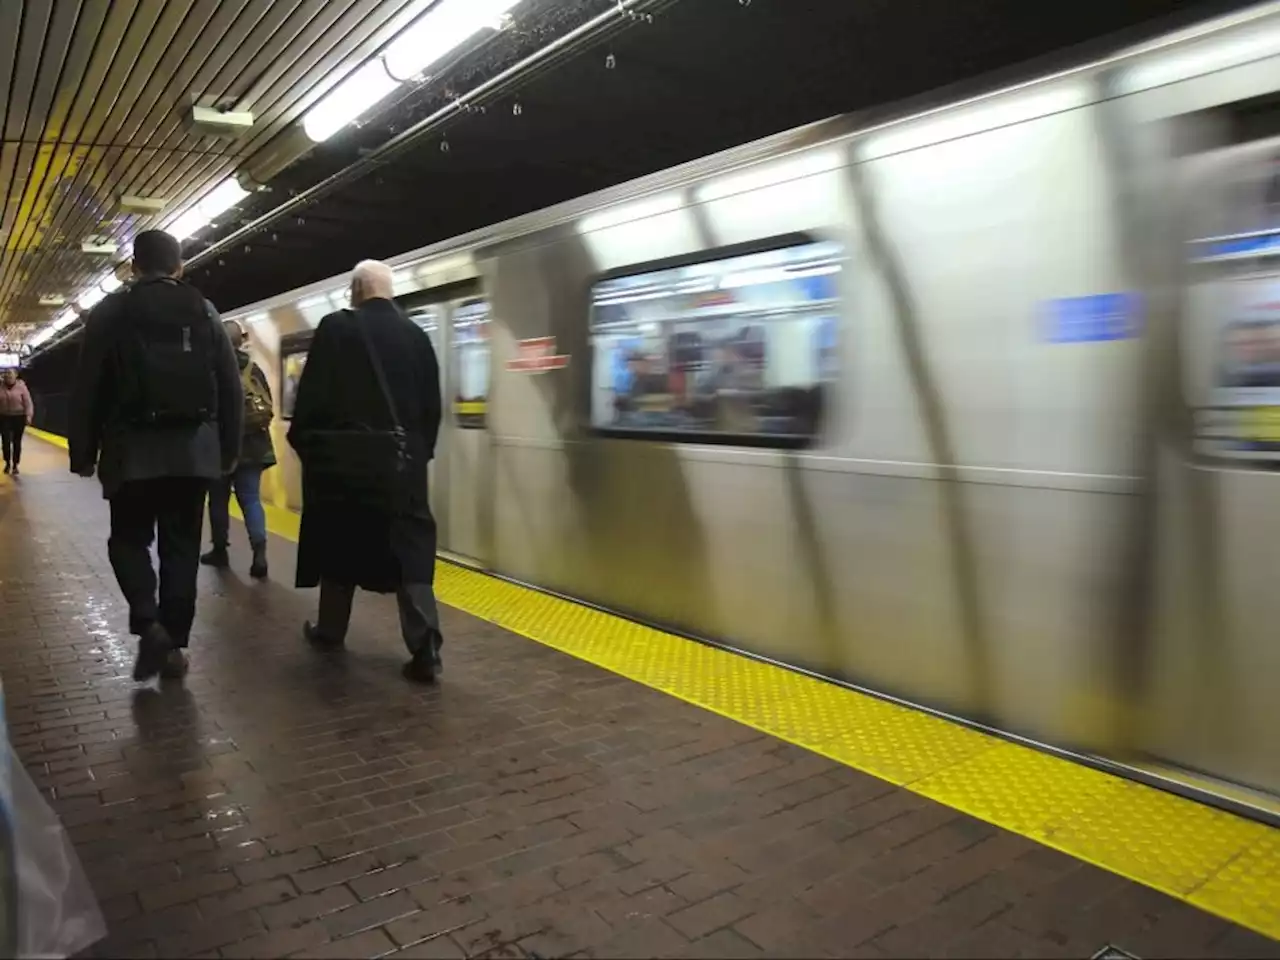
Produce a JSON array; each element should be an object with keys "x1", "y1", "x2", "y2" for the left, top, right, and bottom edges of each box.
[
  {"x1": 77, "y1": 287, "x2": 106, "y2": 312},
  {"x1": 383, "y1": 0, "x2": 522, "y2": 82},
  {"x1": 303, "y1": 60, "x2": 401, "y2": 143},
  {"x1": 197, "y1": 178, "x2": 250, "y2": 220},
  {"x1": 37, "y1": 294, "x2": 65, "y2": 307},
  {"x1": 167, "y1": 207, "x2": 211, "y2": 242},
  {"x1": 100, "y1": 273, "x2": 122, "y2": 294}
]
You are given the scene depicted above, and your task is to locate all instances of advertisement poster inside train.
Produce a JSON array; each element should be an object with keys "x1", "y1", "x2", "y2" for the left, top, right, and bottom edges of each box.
[
  {"x1": 589, "y1": 240, "x2": 841, "y2": 440},
  {"x1": 281, "y1": 351, "x2": 307, "y2": 420},
  {"x1": 1201, "y1": 279, "x2": 1280, "y2": 458}
]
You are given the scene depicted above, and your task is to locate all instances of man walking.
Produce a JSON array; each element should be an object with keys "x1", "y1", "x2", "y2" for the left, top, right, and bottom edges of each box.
[
  {"x1": 69, "y1": 230, "x2": 243, "y2": 682},
  {"x1": 288, "y1": 260, "x2": 444, "y2": 683}
]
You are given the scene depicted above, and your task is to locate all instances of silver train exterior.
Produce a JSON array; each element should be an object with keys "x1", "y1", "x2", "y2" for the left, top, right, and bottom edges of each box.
[{"x1": 225, "y1": 3, "x2": 1280, "y2": 814}]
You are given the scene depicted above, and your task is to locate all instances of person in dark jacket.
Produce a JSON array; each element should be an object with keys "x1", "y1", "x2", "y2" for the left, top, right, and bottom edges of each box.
[
  {"x1": 288, "y1": 260, "x2": 444, "y2": 683},
  {"x1": 68, "y1": 230, "x2": 243, "y2": 683},
  {"x1": 201, "y1": 318, "x2": 277, "y2": 578}
]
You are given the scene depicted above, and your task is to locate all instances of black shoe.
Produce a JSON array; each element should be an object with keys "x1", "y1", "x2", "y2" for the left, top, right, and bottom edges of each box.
[
  {"x1": 200, "y1": 546, "x2": 229, "y2": 569},
  {"x1": 303, "y1": 621, "x2": 343, "y2": 650},
  {"x1": 159, "y1": 649, "x2": 189, "y2": 681},
  {"x1": 402, "y1": 652, "x2": 436, "y2": 685},
  {"x1": 249, "y1": 542, "x2": 268, "y2": 580},
  {"x1": 429, "y1": 630, "x2": 444, "y2": 673},
  {"x1": 133, "y1": 623, "x2": 173, "y2": 682},
  {"x1": 3, "y1": 463, "x2": 9, "y2": 475}
]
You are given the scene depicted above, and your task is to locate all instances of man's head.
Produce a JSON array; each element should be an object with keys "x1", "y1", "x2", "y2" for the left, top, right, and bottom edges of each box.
[
  {"x1": 131, "y1": 230, "x2": 183, "y2": 279},
  {"x1": 2, "y1": 370, "x2": 15, "y2": 386},
  {"x1": 350, "y1": 260, "x2": 395, "y2": 307},
  {"x1": 223, "y1": 318, "x2": 247, "y2": 351}
]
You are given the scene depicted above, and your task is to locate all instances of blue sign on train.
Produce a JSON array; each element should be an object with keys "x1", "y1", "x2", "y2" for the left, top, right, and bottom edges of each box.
[{"x1": 1043, "y1": 293, "x2": 1141, "y2": 344}]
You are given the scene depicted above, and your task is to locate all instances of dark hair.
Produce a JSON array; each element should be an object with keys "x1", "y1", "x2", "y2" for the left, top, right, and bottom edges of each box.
[{"x1": 132, "y1": 230, "x2": 182, "y2": 276}]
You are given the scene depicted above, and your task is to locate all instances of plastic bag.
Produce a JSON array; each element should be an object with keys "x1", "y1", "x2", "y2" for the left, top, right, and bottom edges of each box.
[{"x1": 1, "y1": 739, "x2": 106, "y2": 959}]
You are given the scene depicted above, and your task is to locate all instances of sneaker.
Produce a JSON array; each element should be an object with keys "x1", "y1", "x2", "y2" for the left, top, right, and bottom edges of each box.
[
  {"x1": 200, "y1": 546, "x2": 229, "y2": 569},
  {"x1": 249, "y1": 543, "x2": 268, "y2": 580},
  {"x1": 159, "y1": 649, "x2": 189, "y2": 681},
  {"x1": 133, "y1": 623, "x2": 173, "y2": 682},
  {"x1": 303, "y1": 621, "x2": 343, "y2": 650},
  {"x1": 429, "y1": 630, "x2": 444, "y2": 673},
  {"x1": 402, "y1": 652, "x2": 436, "y2": 685}
]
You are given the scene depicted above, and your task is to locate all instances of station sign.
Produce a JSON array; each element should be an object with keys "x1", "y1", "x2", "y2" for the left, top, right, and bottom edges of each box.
[{"x1": 507, "y1": 336, "x2": 569, "y2": 373}]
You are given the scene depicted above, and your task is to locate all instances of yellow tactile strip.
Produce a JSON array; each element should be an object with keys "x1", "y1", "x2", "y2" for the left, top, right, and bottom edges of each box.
[{"x1": 26, "y1": 430, "x2": 1280, "y2": 940}]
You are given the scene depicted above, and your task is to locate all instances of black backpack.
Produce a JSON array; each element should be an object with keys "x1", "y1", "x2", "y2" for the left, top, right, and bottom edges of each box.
[{"x1": 115, "y1": 277, "x2": 218, "y2": 427}]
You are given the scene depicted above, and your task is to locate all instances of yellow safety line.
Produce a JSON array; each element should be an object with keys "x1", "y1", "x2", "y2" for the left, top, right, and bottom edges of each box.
[{"x1": 24, "y1": 432, "x2": 1280, "y2": 939}]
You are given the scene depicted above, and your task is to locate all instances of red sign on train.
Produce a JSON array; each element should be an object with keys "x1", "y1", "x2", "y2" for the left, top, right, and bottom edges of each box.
[{"x1": 506, "y1": 336, "x2": 570, "y2": 373}]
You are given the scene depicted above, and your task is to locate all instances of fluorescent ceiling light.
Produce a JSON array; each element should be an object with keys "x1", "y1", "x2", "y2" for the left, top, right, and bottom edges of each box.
[
  {"x1": 78, "y1": 287, "x2": 106, "y2": 311},
  {"x1": 384, "y1": 0, "x2": 522, "y2": 82},
  {"x1": 303, "y1": 60, "x2": 401, "y2": 143},
  {"x1": 100, "y1": 273, "x2": 122, "y2": 294},
  {"x1": 198, "y1": 178, "x2": 250, "y2": 220},
  {"x1": 52, "y1": 308, "x2": 77, "y2": 331},
  {"x1": 168, "y1": 207, "x2": 211, "y2": 242}
]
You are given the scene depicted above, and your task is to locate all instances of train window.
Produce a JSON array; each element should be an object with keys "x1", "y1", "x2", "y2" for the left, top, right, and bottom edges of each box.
[
  {"x1": 589, "y1": 238, "x2": 842, "y2": 446},
  {"x1": 405, "y1": 304, "x2": 445, "y2": 362},
  {"x1": 453, "y1": 300, "x2": 490, "y2": 429}
]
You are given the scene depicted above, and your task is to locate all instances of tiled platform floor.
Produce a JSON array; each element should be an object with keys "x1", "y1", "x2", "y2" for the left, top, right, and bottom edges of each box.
[{"x1": 1, "y1": 438, "x2": 1276, "y2": 960}]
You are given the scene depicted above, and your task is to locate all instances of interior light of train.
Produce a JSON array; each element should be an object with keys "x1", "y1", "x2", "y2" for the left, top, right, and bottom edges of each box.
[
  {"x1": 168, "y1": 207, "x2": 211, "y2": 242},
  {"x1": 696, "y1": 149, "x2": 844, "y2": 202},
  {"x1": 303, "y1": 60, "x2": 402, "y2": 143},
  {"x1": 578, "y1": 194, "x2": 685, "y2": 234},
  {"x1": 197, "y1": 178, "x2": 251, "y2": 221},
  {"x1": 384, "y1": 0, "x2": 522, "y2": 82},
  {"x1": 858, "y1": 84, "x2": 1087, "y2": 161},
  {"x1": 1117, "y1": 25, "x2": 1280, "y2": 95}
]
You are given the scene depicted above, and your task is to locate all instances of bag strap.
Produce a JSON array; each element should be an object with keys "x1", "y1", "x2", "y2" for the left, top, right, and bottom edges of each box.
[{"x1": 343, "y1": 309, "x2": 402, "y2": 430}]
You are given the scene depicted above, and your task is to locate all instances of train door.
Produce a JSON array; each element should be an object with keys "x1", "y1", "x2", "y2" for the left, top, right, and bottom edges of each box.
[
  {"x1": 441, "y1": 298, "x2": 492, "y2": 565},
  {"x1": 403, "y1": 303, "x2": 447, "y2": 525},
  {"x1": 1147, "y1": 110, "x2": 1280, "y2": 801}
]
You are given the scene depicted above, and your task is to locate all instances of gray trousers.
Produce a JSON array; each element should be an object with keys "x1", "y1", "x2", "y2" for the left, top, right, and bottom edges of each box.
[{"x1": 317, "y1": 579, "x2": 441, "y2": 657}]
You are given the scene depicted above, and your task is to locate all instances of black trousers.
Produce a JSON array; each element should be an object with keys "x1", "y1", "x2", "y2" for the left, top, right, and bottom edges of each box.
[
  {"x1": 317, "y1": 579, "x2": 441, "y2": 657},
  {"x1": 0, "y1": 415, "x2": 25, "y2": 466},
  {"x1": 108, "y1": 477, "x2": 209, "y2": 647}
]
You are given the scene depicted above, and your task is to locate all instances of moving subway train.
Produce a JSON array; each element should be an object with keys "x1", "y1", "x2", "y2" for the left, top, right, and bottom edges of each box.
[{"x1": 225, "y1": 3, "x2": 1280, "y2": 817}]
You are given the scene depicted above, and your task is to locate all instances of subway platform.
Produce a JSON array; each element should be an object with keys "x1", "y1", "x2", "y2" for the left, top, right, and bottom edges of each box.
[{"x1": 1, "y1": 435, "x2": 1277, "y2": 960}]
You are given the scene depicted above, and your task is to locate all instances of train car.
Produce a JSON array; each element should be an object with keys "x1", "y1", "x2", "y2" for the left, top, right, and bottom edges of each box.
[{"x1": 225, "y1": 2, "x2": 1280, "y2": 818}]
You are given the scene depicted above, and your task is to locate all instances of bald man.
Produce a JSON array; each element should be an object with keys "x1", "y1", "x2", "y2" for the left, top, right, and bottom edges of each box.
[{"x1": 287, "y1": 260, "x2": 445, "y2": 683}]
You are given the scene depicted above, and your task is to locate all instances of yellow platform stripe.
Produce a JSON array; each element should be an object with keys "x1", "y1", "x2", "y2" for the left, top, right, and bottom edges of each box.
[{"x1": 25, "y1": 431, "x2": 1280, "y2": 940}]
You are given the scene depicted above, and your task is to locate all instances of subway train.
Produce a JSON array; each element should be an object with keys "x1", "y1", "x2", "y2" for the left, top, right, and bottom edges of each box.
[{"x1": 223, "y1": 3, "x2": 1280, "y2": 817}]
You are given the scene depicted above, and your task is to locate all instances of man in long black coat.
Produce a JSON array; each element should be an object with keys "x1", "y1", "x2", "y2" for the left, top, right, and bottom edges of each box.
[{"x1": 287, "y1": 260, "x2": 444, "y2": 683}]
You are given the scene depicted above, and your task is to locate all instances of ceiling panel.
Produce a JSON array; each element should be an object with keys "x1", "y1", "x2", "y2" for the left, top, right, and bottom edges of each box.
[{"x1": 0, "y1": 0, "x2": 438, "y2": 339}]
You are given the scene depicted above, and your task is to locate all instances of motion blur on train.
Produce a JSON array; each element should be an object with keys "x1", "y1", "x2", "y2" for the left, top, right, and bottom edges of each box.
[{"x1": 226, "y1": 4, "x2": 1280, "y2": 814}]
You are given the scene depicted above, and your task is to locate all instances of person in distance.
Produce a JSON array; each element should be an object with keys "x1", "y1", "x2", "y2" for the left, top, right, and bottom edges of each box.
[
  {"x1": 288, "y1": 259, "x2": 445, "y2": 684},
  {"x1": 68, "y1": 230, "x2": 243, "y2": 683},
  {"x1": 0, "y1": 367, "x2": 33, "y2": 476},
  {"x1": 201, "y1": 318, "x2": 277, "y2": 579}
]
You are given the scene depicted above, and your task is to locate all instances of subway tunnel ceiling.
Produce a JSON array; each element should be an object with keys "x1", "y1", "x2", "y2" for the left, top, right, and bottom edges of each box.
[{"x1": 4, "y1": 0, "x2": 1259, "y2": 359}]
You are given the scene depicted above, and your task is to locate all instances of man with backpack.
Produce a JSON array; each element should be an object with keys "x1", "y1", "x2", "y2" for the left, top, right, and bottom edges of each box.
[
  {"x1": 68, "y1": 230, "x2": 244, "y2": 683},
  {"x1": 201, "y1": 318, "x2": 276, "y2": 579}
]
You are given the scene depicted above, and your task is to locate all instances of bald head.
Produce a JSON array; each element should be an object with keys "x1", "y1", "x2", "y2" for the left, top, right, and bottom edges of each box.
[{"x1": 350, "y1": 260, "x2": 395, "y2": 306}]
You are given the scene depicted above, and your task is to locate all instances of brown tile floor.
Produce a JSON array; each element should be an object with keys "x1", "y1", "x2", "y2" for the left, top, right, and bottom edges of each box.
[{"x1": 1, "y1": 438, "x2": 1276, "y2": 960}]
